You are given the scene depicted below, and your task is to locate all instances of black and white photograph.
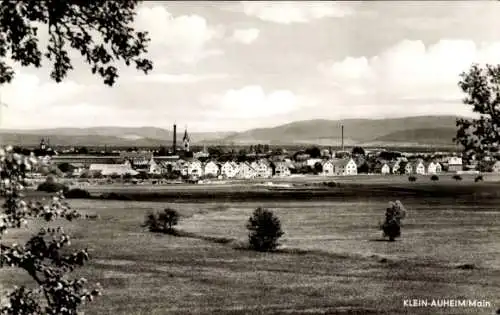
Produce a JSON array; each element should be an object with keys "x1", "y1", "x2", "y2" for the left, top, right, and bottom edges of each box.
[{"x1": 0, "y1": 1, "x2": 499, "y2": 314}]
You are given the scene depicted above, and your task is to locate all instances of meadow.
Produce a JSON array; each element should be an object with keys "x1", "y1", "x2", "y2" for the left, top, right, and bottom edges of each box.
[{"x1": 1, "y1": 179, "x2": 500, "y2": 314}]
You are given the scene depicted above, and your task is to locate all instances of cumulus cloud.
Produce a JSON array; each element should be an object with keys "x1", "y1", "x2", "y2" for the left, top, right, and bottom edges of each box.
[
  {"x1": 231, "y1": 28, "x2": 260, "y2": 44},
  {"x1": 134, "y1": 5, "x2": 224, "y2": 64},
  {"x1": 0, "y1": 69, "x2": 87, "y2": 128},
  {"x1": 320, "y1": 39, "x2": 500, "y2": 101},
  {"x1": 241, "y1": 1, "x2": 354, "y2": 24},
  {"x1": 0, "y1": 70, "x2": 82, "y2": 110},
  {"x1": 203, "y1": 85, "x2": 313, "y2": 119}
]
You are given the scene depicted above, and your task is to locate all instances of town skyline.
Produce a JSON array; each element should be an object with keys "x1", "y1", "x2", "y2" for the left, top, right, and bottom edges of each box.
[{"x1": 1, "y1": 1, "x2": 500, "y2": 132}]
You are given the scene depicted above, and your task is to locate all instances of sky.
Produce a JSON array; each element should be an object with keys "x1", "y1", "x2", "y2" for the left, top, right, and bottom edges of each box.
[{"x1": 1, "y1": 1, "x2": 500, "y2": 132}]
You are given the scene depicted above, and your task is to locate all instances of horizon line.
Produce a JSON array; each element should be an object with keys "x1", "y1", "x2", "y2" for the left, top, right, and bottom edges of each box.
[{"x1": 0, "y1": 114, "x2": 468, "y2": 133}]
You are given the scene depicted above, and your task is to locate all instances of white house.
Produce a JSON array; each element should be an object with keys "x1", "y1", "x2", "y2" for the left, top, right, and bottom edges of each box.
[
  {"x1": 404, "y1": 162, "x2": 413, "y2": 175},
  {"x1": 391, "y1": 161, "x2": 401, "y2": 174},
  {"x1": 148, "y1": 158, "x2": 162, "y2": 175},
  {"x1": 177, "y1": 160, "x2": 189, "y2": 176},
  {"x1": 448, "y1": 156, "x2": 463, "y2": 172},
  {"x1": 236, "y1": 162, "x2": 257, "y2": 179},
  {"x1": 332, "y1": 158, "x2": 357, "y2": 176},
  {"x1": 203, "y1": 161, "x2": 219, "y2": 177},
  {"x1": 426, "y1": 161, "x2": 442, "y2": 174},
  {"x1": 221, "y1": 161, "x2": 238, "y2": 178},
  {"x1": 413, "y1": 160, "x2": 426, "y2": 175},
  {"x1": 321, "y1": 160, "x2": 335, "y2": 176},
  {"x1": 274, "y1": 162, "x2": 291, "y2": 177},
  {"x1": 187, "y1": 160, "x2": 203, "y2": 177},
  {"x1": 375, "y1": 162, "x2": 391, "y2": 175},
  {"x1": 252, "y1": 160, "x2": 272, "y2": 178}
]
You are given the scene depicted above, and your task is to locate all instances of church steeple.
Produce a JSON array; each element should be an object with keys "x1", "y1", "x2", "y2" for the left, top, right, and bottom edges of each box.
[
  {"x1": 183, "y1": 126, "x2": 190, "y2": 152},
  {"x1": 40, "y1": 138, "x2": 46, "y2": 151}
]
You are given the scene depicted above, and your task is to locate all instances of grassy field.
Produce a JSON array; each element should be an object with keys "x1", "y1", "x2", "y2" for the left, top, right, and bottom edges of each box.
[{"x1": 1, "y1": 182, "x2": 500, "y2": 314}]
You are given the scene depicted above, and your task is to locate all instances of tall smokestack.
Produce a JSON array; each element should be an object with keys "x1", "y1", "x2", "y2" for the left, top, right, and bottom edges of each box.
[
  {"x1": 173, "y1": 124, "x2": 177, "y2": 154},
  {"x1": 341, "y1": 125, "x2": 344, "y2": 151}
]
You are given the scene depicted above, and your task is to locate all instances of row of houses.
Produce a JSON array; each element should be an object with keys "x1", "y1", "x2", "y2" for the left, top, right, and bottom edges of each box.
[
  {"x1": 79, "y1": 157, "x2": 361, "y2": 178},
  {"x1": 60, "y1": 154, "x2": 467, "y2": 178},
  {"x1": 375, "y1": 159, "x2": 444, "y2": 175}
]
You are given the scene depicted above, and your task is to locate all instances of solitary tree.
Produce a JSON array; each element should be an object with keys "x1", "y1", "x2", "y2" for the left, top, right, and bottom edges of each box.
[
  {"x1": 246, "y1": 208, "x2": 284, "y2": 252},
  {"x1": 455, "y1": 64, "x2": 500, "y2": 161},
  {"x1": 1, "y1": 1, "x2": 153, "y2": 313}
]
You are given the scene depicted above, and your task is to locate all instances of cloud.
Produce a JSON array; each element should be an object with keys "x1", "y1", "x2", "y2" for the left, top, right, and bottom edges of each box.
[
  {"x1": 134, "y1": 5, "x2": 224, "y2": 64},
  {"x1": 132, "y1": 73, "x2": 230, "y2": 84},
  {"x1": 0, "y1": 68, "x2": 88, "y2": 127},
  {"x1": 203, "y1": 85, "x2": 313, "y2": 119},
  {"x1": 241, "y1": 1, "x2": 354, "y2": 24},
  {"x1": 231, "y1": 28, "x2": 260, "y2": 44},
  {"x1": 319, "y1": 39, "x2": 500, "y2": 101},
  {"x1": 0, "y1": 70, "x2": 82, "y2": 110}
]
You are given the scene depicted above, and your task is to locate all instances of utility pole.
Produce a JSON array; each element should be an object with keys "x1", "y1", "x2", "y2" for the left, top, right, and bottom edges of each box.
[{"x1": 341, "y1": 124, "x2": 344, "y2": 152}]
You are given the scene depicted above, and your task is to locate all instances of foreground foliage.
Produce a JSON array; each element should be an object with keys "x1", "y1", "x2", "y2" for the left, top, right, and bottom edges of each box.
[
  {"x1": 0, "y1": 147, "x2": 100, "y2": 314},
  {"x1": 455, "y1": 64, "x2": 500, "y2": 161},
  {"x1": 246, "y1": 208, "x2": 284, "y2": 252},
  {"x1": 0, "y1": 0, "x2": 153, "y2": 86}
]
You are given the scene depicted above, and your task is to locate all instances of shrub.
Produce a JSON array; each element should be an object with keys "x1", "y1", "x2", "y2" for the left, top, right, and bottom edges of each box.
[
  {"x1": 381, "y1": 200, "x2": 406, "y2": 241},
  {"x1": 430, "y1": 175, "x2": 439, "y2": 181},
  {"x1": 66, "y1": 188, "x2": 91, "y2": 199},
  {"x1": 143, "y1": 208, "x2": 180, "y2": 234},
  {"x1": 452, "y1": 174, "x2": 462, "y2": 181},
  {"x1": 408, "y1": 175, "x2": 417, "y2": 182},
  {"x1": 37, "y1": 181, "x2": 69, "y2": 194},
  {"x1": 246, "y1": 207, "x2": 284, "y2": 252},
  {"x1": 474, "y1": 175, "x2": 484, "y2": 182}
]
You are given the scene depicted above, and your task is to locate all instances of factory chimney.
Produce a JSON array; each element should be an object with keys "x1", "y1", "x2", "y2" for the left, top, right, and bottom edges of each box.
[{"x1": 173, "y1": 123, "x2": 177, "y2": 154}]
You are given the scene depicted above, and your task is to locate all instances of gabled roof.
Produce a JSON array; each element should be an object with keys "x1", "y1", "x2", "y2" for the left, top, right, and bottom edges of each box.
[{"x1": 331, "y1": 158, "x2": 353, "y2": 167}]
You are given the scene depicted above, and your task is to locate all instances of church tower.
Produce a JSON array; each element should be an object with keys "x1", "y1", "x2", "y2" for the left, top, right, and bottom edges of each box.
[
  {"x1": 40, "y1": 138, "x2": 46, "y2": 151},
  {"x1": 183, "y1": 127, "x2": 190, "y2": 152}
]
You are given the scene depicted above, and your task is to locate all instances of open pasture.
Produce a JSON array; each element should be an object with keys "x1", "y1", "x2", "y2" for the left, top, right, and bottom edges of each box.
[
  {"x1": 77, "y1": 173, "x2": 500, "y2": 195},
  {"x1": 2, "y1": 193, "x2": 499, "y2": 315}
]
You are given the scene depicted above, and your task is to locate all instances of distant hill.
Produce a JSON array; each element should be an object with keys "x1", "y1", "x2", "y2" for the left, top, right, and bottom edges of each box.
[
  {"x1": 367, "y1": 127, "x2": 457, "y2": 145},
  {"x1": 0, "y1": 116, "x2": 464, "y2": 147},
  {"x1": 220, "y1": 116, "x2": 461, "y2": 146},
  {"x1": 0, "y1": 127, "x2": 235, "y2": 147}
]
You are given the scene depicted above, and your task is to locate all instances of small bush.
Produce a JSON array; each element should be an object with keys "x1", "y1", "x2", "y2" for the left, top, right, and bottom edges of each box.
[
  {"x1": 452, "y1": 174, "x2": 462, "y2": 181},
  {"x1": 143, "y1": 208, "x2": 180, "y2": 234},
  {"x1": 66, "y1": 188, "x2": 91, "y2": 199},
  {"x1": 37, "y1": 181, "x2": 69, "y2": 194},
  {"x1": 246, "y1": 207, "x2": 284, "y2": 252},
  {"x1": 408, "y1": 175, "x2": 417, "y2": 182},
  {"x1": 474, "y1": 175, "x2": 484, "y2": 182},
  {"x1": 430, "y1": 175, "x2": 439, "y2": 181}
]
